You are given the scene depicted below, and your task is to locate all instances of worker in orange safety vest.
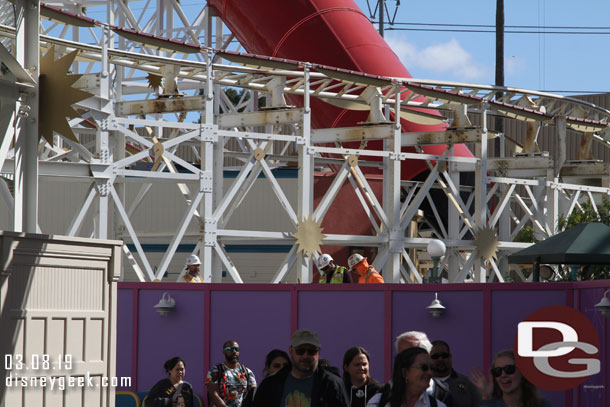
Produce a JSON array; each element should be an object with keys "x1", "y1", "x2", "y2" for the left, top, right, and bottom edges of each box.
[{"x1": 348, "y1": 254, "x2": 384, "y2": 283}]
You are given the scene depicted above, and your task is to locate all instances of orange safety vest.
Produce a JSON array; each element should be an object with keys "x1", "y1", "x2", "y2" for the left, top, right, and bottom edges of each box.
[
  {"x1": 354, "y1": 261, "x2": 384, "y2": 284},
  {"x1": 182, "y1": 273, "x2": 203, "y2": 283},
  {"x1": 359, "y1": 266, "x2": 384, "y2": 284}
]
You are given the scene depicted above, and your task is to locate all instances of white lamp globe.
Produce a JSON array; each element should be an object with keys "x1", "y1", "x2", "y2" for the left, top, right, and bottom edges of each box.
[{"x1": 427, "y1": 239, "x2": 446, "y2": 258}]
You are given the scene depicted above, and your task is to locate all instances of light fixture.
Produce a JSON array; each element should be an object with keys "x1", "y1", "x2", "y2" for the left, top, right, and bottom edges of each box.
[
  {"x1": 427, "y1": 292, "x2": 446, "y2": 318},
  {"x1": 427, "y1": 239, "x2": 446, "y2": 284},
  {"x1": 154, "y1": 292, "x2": 175, "y2": 317},
  {"x1": 594, "y1": 290, "x2": 610, "y2": 317}
]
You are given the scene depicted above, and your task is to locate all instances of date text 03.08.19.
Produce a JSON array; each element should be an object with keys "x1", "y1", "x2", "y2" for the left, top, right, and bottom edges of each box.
[{"x1": 5, "y1": 354, "x2": 73, "y2": 371}]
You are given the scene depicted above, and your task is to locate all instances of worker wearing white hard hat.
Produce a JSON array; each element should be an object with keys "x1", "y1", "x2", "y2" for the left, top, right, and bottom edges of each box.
[
  {"x1": 181, "y1": 254, "x2": 203, "y2": 283},
  {"x1": 348, "y1": 253, "x2": 384, "y2": 284},
  {"x1": 314, "y1": 253, "x2": 352, "y2": 284}
]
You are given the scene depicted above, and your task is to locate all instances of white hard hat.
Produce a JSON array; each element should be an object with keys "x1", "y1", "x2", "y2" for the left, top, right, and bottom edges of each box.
[
  {"x1": 317, "y1": 254, "x2": 333, "y2": 269},
  {"x1": 185, "y1": 254, "x2": 201, "y2": 266},
  {"x1": 348, "y1": 253, "x2": 365, "y2": 269}
]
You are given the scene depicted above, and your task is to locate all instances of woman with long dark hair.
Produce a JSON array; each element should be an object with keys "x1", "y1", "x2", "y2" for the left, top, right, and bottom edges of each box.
[
  {"x1": 263, "y1": 349, "x2": 291, "y2": 376},
  {"x1": 242, "y1": 349, "x2": 291, "y2": 407},
  {"x1": 470, "y1": 350, "x2": 550, "y2": 407},
  {"x1": 146, "y1": 357, "x2": 195, "y2": 407},
  {"x1": 342, "y1": 347, "x2": 380, "y2": 407},
  {"x1": 367, "y1": 347, "x2": 445, "y2": 407}
]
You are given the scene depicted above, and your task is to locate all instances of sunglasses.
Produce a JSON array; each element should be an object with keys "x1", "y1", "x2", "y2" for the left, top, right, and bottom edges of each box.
[
  {"x1": 431, "y1": 352, "x2": 451, "y2": 360},
  {"x1": 224, "y1": 346, "x2": 240, "y2": 352},
  {"x1": 294, "y1": 347, "x2": 319, "y2": 356},
  {"x1": 414, "y1": 364, "x2": 432, "y2": 372},
  {"x1": 491, "y1": 364, "x2": 516, "y2": 377}
]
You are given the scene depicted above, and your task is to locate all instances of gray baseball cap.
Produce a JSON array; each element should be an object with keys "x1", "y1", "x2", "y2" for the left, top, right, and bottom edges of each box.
[{"x1": 290, "y1": 329, "x2": 321, "y2": 348}]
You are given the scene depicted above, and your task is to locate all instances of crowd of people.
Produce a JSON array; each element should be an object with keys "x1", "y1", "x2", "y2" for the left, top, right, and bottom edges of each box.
[
  {"x1": 146, "y1": 330, "x2": 550, "y2": 407},
  {"x1": 178, "y1": 252, "x2": 385, "y2": 284}
]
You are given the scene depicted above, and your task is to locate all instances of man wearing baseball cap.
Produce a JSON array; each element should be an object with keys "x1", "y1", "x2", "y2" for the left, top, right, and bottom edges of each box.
[{"x1": 252, "y1": 329, "x2": 349, "y2": 407}]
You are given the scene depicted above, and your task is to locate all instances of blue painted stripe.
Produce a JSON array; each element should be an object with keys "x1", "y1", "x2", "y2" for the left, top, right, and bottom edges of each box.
[
  {"x1": 224, "y1": 168, "x2": 298, "y2": 179},
  {"x1": 125, "y1": 244, "x2": 292, "y2": 253},
  {"x1": 130, "y1": 162, "x2": 298, "y2": 179}
]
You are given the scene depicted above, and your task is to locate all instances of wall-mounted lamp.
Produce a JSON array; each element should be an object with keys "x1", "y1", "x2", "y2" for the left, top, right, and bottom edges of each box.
[
  {"x1": 154, "y1": 292, "x2": 175, "y2": 317},
  {"x1": 594, "y1": 289, "x2": 610, "y2": 317},
  {"x1": 426, "y1": 292, "x2": 446, "y2": 318},
  {"x1": 427, "y1": 239, "x2": 446, "y2": 284}
]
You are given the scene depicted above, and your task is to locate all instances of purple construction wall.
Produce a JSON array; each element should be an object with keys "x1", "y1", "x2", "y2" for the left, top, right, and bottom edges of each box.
[{"x1": 116, "y1": 281, "x2": 610, "y2": 407}]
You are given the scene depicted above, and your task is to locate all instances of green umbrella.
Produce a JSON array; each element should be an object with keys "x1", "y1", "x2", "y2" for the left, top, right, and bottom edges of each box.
[{"x1": 508, "y1": 222, "x2": 610, "y2": 265}]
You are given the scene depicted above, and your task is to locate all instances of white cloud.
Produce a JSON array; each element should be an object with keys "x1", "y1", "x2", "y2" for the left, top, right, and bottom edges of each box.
[{"x1": 385, "y1": 36, "x2": 489, "y2": 82}]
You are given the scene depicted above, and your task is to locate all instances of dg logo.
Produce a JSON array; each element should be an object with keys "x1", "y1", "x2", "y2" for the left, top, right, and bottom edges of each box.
[{"x1": 514, "y1": 305, "x2": 600, "y2": 391}]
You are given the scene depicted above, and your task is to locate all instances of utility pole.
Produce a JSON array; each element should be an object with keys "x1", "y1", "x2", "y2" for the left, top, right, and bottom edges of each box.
[
  {"x1": 379, "y1": 0, "x2": 385, "y2": 37},
  {"x1": 366, "y1": 0, "x2": 400, "y2": 38},
  {"x1": 495, "y1": 0, "x2": 504, "y2": 158}
]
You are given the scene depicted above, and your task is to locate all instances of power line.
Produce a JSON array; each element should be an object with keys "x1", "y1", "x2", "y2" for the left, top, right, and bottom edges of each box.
[
  {"x1": 375, "y1": 21, "x2": 610, "y2": 30},
  {"x1": 383, "y1": 27, "x2": 610, "y2": 35},
  {"x1": 369, "y1": 20, "x2": 610, "y2": 35}
]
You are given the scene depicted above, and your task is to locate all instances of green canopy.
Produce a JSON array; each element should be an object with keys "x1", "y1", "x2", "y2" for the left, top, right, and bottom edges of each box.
[{"x1": 508, "y1": 222, "x2": 610, "y2": 264}]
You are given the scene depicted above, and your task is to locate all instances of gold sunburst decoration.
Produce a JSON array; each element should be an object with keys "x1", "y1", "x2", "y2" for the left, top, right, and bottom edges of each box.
[
  {"x1": 474, "y1": 226, "x2": 500, "y2": 261},
  {"x1": 292, "y1": 214, "x2": 326, "y2": 256},
  {"x1": 147, "y1": 73, "x2": 162, "y2": 90},
  {"x1": 39, "y1": 46, "x2": 93, "y2": 146}
]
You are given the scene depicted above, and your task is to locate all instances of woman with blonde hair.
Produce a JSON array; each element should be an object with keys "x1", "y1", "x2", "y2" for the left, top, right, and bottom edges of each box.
[{"x1": 470, "y1": 350, "x2": 550, "y2": 407}]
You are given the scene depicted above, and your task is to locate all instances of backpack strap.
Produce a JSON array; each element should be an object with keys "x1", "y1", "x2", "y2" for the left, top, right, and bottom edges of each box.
[
  {"x1": 216, "y1": 363, "x2": 226, "y2": 397},
  {"x1": 378, "y1": 382, "x2": 392, "y2": 407},
  {"x1": 430, "y1": 395, "x2": 438, "y2": 407},
  {"x1": 239, "y1": 363, "x2": 252, "y2": 386}
]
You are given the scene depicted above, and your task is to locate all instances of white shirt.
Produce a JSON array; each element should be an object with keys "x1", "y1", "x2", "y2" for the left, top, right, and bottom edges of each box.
[{"x1": 366, "y1": 391, "x2": 447, "y2": 407}]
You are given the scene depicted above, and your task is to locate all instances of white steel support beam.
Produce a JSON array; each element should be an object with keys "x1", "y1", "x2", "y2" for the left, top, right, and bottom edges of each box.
[
  {"x1": 2, "y1": 0, "x2": 610, "y2": 283},
  {"x1": 110, "y1": 186, "x2": 155, "y2": 281},
  {"x1": 296, "y1": 65, "x2": 314, "y2": 283},
  {"x1": 473, "y1": 102, "x2": 489, "y2": 282},
  {"x1": 258, "y1": 153, "x2": 298, "y2": 225},
  {"x1": 346, "y1": 172, "x2": 382, "y2": 235},
  {"x1": 271, "y1": 245, "x2": 298, "y2": 283},
  {"x1": 95, "y1": 27, "x2": 112, "y2": 240},
  {"x1": 0, "y1": 103, "x2": 16, "y2": 179},
  {"x1": 155, "y1": 191, "x2": 204, "y2": 280},
  {"x1": 447, "y1": 146, "x2": 461, "y2": 282},
  {"x1": 13, "y1": 0, "x2": 40, "y2": 233},
  {"x1": 202, "y1": 49, "x2": 216, "y2": 282},
  {"x1": 384, "y1": 84, "x2": 403, "y2": 283}
]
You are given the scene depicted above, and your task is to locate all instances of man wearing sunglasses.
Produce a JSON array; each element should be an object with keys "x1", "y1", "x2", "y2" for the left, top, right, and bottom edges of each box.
[
  {"x1": 206, "y1": 340, "x2": 256, "y2": 407},
  {"x1": 252, "y1": 329, "x2": 349, "y2": 407},
  {"x1": 430, "y1": 340, "x2": 481, "y2": 407}
]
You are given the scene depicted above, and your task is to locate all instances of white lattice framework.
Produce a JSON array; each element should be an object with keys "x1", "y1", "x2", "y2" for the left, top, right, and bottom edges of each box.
[{"x1": 1, "y1": 1, "x2": 610, "y2": 283}]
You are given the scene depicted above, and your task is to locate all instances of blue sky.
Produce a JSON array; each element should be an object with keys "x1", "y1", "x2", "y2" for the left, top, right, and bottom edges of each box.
[
  {"x1": 353, "y1": 0, "x2": 610, "y2": 94},
  {"x1": 80, "y1": 1, "x2": 609, "y2": 96}
]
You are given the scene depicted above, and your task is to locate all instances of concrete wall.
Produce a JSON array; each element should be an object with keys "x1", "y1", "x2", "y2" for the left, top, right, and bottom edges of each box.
[{"x1": 116, "y1": 281, "x2": 610, "y2": 407}]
